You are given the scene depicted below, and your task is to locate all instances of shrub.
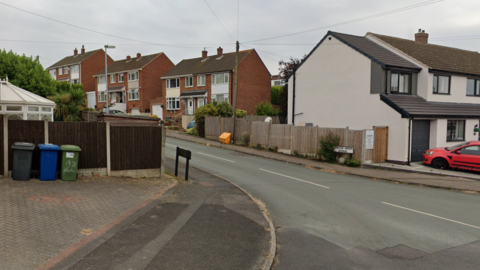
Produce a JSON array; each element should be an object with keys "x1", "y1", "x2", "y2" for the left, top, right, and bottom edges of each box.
[
  {"x1": 236, "y1": 109, "x2": 247, "y2": 118},
  {"x1": 216, "y1": 101, "x2": 233, "y2": 117},
  {"x1": 254, "y1": 101, "x2": 280, "y2": 116},
  {"x1": 150, "y1": 115, "x2": 158, "y2": 118},
  {"x1": 344, "y1": 157, "x2": 361, "y2": 167},
  {"x1": 292, "y1": 149, "x2": 300, "y2": 157},
  {"x1": 267, "y1": 147, "x2": 275, "y2": 152},
  {"x1": 271, "y1": 86, "x2": 283, "y2": 105},
  {"x1": 241, "y1": 132, "x2": 250, "y2": 146},
  {"x1": 254, "y1": 144, "x2": 264, "y2": 150},
  {"x1": 187, "y1": 128, "x2": 198, "y2": 136},
  {"x1": 318, "y1": 132, "x2": 340, "y2": 162},
  {"x1": 194, "y1": 103, "x2": 219, "y2": 137},
  {"x1": 168, "y1": 126, "x2": 179, "y2": 130}
]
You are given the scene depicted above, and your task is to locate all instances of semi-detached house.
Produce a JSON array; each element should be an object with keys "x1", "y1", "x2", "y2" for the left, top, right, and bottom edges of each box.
[
  {"x1": 288, "y1": 30, "x2": 480, "y2": 164},
  {"x1": 160, "y1": 47, "x2": 271, "y2": 128}
]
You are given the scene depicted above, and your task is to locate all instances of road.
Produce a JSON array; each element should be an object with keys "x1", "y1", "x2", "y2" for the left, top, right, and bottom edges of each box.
[{"x1": 166, "y1": 137, "x2": 480, "y2": 269}]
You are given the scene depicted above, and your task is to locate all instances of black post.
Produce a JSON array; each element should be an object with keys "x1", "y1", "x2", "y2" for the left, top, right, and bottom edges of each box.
[
  {"x1": 175, "y1": 147, "x2": 179, "y2": 176},
  {"x1": 185, "y1": 158, "x2": 190, "y2": 180},
  {"x1": 175, "y1": 146, "x2": 192, "y2": 181}
]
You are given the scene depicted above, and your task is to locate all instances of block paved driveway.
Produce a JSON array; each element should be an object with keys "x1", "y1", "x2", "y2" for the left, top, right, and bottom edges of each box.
[{"x1": 0, "y1": 176, "x2": 175, "y2": 270}]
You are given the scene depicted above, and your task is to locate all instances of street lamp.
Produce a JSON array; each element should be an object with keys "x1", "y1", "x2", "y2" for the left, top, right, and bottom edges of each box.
[{"x1": 104, "y1": 45, "x2": 116, "y2": 113}]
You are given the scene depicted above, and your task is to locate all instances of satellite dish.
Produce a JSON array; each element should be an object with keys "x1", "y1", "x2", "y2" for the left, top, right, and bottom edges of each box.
[{"x1": 265, "y1": 117, "x2": 272, "y2": 123}]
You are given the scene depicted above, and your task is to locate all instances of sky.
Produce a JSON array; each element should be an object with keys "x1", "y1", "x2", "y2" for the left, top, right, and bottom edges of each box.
[{"x1": 1, "y1": 0, "x2": 480, "y2": 75}]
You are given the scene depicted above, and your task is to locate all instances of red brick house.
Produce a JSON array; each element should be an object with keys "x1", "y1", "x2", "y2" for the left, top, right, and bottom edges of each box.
[
  {"x1": 47, "y1": 45, "x2": 114, "y2": 108},
  {"x1": 93, "y1": 53, "x2": 174, "y2": 115},
  {"x1": 160, "y1": 47, "x2": 271, "y2": 127}
]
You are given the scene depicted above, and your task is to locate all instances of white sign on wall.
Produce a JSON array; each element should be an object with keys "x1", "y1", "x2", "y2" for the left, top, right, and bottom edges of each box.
[{"x1": 365, "y1": 130, "x2": 374, "y2": 150}]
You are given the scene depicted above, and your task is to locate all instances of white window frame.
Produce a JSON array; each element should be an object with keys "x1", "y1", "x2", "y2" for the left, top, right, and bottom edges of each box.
[
  {"x1": 128, "y1": 71, "x2": 139, "y2": 81},
  {"x1": 197, "y1": 75, "x2": 206, "y2": 86},
  {"x1": 71, "y1": 65, "x2": 79, "y2": 73},
  {"x1": 212, "y1": 94, "x2": 229, "y2": 103},
  {"x1": 119, "y1": 73, "x2": 124, "y2": 82},
  {"x1": 58, "y1": 68, "x2": 63, "y2": 76},
  {"x1": 167, "y1": 78, "x2": 180, "y2": 89},
  {"x1": 98, "y1": 91, "x2": 107, "y2": 102},
  {"x1": 185, "y1": 76, "x2": 193, "y2": 87},
  {"x1": 64, "y1": 67, "x2": 69, "y2": 74},
  {"x1": 212, "y1": 73, "x2": 229, "y2": 85},
  {"x1": 49, "y1": 69, "x2": 56, "y2": 78},
  {"x1": 98, "y1": 76, "x2": 106, "y2": 84},
  {"x1": 166, "y1": 97, "x2": 180, "y2": 110},
  {"x1": 128, "y1": 89, "x2": 140, "y2": 100},
  {"x1": 110, "y1": 74, "x2": 116, "y2": 83}
]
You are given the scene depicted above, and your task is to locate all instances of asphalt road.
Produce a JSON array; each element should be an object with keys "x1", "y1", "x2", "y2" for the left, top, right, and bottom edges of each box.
[{"x1": 166, "y1": 137, "x2": 480, "y2": 269}]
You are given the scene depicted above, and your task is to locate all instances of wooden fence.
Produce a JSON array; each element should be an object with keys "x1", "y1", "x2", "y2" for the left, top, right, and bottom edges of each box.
[
  {"x1": 205, "y1": 116, "x2": 281, "y2": 141},
  {"x1": 0, "y1": 115, "x2": 164, "y2": 177}
]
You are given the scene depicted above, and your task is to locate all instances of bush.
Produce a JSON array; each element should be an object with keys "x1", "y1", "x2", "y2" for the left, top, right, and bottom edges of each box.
[
  {"x1": 168, "y1": 126, "x2": 179, "y2": 130},
  {"x1": 255, "y1": 101, "x2": 280, "y2": 116},
  {"x1": 271, "y1": 86, "x2": 283, "y2": 105},
  {"x1": 241, "y1": 132, "x2": 250, "y2": 146},
  {"x1": 318, "y1": 132, "x2": 340, "y2": 162},
  {"x1": 254, "y1": 144, "x2": 264, "y2": 150},
  {"x1": 187, "y1": 128, "x2": 198, "y2": 136},
  {"x1": 344, "y1": 157, "x2": 361, "y2": 167},
  {"x1": 216, "y1": 101, "x2": 233, "y2": 117},
  {"x1": 236, "y1": 109, "x2": 247, "y2": 118},
  {"x1": 292, "y1": 149, "x2": 300, "y2": 157},
  {"x1": 194, "y1": 103, "x2": 219, "y2": 137}
]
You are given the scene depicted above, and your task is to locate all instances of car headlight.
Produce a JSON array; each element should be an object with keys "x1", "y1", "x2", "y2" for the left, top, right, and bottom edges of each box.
[{"x1": 424, "y1": 151, "x2": 434, "y2": 155}]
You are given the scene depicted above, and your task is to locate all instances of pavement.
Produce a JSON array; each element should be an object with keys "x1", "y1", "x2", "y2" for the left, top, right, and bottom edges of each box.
[
  {"x1": 0, "y1": 159, "x2": 272, "y2": 270},
  {"x1": 167, "y1": 130, "x2": 480, "y2": 192}
]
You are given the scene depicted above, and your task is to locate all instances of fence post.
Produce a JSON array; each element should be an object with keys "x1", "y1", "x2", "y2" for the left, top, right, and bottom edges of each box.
[
  {"x1": 106, "y1": 122, "x2": 111, "y2": 176},
  {"x1": 3, "y1": 116, "x2": 8, "y2": 177},
  {"x1": 315, "y1": 125, "x2": 319, "y2": 156},
  {"x1": 44, "y1": 119, "x2": 49, "y2": 144},
  {"x1": 267, "y1": 121, "x2": 272, "y2": 147},
  {"x1": 220, "y1": 116, "x2": 223, "y2": 134},
  {"x1": 345, "y1": 126, "x2": 349, "y2": 146},
  {"x1": 361, "y1": 129, "x2": 366, "y2": 165},
  {"x1": 161, "y1": 125, "x2": 165, "y2": 178},
  {"x1": 290, "y1": 124, "x2": 294, "y2": 153}
]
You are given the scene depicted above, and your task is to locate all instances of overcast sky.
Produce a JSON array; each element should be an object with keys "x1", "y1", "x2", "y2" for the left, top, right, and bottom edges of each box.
[{"x1": 1, "y1": 0, "x2": 479, "y2": 75}]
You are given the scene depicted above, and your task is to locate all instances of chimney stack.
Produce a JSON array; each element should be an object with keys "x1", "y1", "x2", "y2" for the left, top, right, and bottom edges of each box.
[
  {"x1": 202, "y1": 49, "x2": 207, "y2": 60},
  {"x1": 137, "y1": 53, "x2": 141, "y2": 59},
  {"x1": 217, "y1": 47, "x2": 223, "y2": 58},
  {"x1": 126, "y1": 55, "x2": 131, "y2": 61},
  {"x1": 74, "y1": 47, "x2": 78, "y2": 56},
  {"x1": 81, "y1": 45, "x2": 85, "y2": 54},
  {"x1": 415, "y1": 29, "x2": 429, "y2": 44}
]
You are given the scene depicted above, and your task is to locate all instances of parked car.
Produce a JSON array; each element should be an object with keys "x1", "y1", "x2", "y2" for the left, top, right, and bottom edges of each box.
[
  {"x1": 105, "y1": 109, "x2": 125, "y2": 115},
  {"x1": 422, "y1": 141, "x2": 480, "y2": 171},
  {"x1": 187, "y1": 120, "x2": 196, "y2": 129}
]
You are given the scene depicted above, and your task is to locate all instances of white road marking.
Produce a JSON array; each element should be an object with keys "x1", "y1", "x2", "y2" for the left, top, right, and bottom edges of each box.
[
  {"x1": 382, "y1": 202, "x2": 480, "y2": 230},
  {"x1": 259, "y1": 168, "x2": 330, "y2": 189},
  {"x1": 166, "y1": 143, "x2": 176, "y2": 147},
  {"x1": 197, "y1": 152, "x2": 235, "y2": 163}
]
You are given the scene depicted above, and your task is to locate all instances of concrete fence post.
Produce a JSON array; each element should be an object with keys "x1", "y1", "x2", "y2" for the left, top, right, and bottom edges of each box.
[
  {"x1": 161, "y1": 125, "x2": 165, "y2": 178},
  {"x1": 361, "y1": 129, "x2": 366, "y2": 165},
  {"x1": 44, "y1": 119, "x2": 49, "y2": 144},
  {"x1": 106, "y1": 122, "x2": 111, "y2": 176},
  {"x1": 3, "y1": 116, "x2": 8, "y2": 177},
  {"x1": 267, "y1": 121, "x2": 272, "y2": 148}
]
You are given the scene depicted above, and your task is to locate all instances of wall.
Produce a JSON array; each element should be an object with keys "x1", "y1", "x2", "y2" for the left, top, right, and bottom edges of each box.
[
  {"x1": 288, "y1": 34, "x2": 409, "y2": 162},
  {"x1": 430, "y1": 119, "x2": 478, "y2": 148}
]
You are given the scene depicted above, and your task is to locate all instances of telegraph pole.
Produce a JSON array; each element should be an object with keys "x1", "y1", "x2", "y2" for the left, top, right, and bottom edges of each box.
[{"x1": 232, "y1": 41, "x2": 239, "y2": 143}]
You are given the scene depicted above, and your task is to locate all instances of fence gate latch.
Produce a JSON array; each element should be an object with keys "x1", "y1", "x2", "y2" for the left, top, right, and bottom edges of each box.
[{"x1": 175, "y1": 147, "x2": 192, "y2": 180}]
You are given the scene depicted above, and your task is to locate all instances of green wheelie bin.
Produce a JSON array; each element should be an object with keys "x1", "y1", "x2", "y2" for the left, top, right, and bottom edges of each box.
[{"x1": 60, "y1": 145, "x2": 81, "y2": 181}]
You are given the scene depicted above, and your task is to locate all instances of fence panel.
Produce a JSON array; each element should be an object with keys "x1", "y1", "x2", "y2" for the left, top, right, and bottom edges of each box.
[
  {"x1": 222, "y1": 117, "x2": 234, "y2": 134},
  {"x1": 205, "y1": 116, "x2": 221, "y2": 140},
  {"x1": 318, "y1": 128, "x2": 346, "y2": 146},
  {"x1": 49, "y1": 122, "x2": 107, "y2": 169},
  {"x1": 234, "y1": 119, "x2": 251, "y2": 144},
  {"x1": 0, "y1": 116, "x2": 3, "y2": 175},
  {"x1": 292, "y1": 126, "x2": 317, "y2": 154},
  {"x1": 110, "y1": 126, "x2": 162, "y2": 171},
  {"x1": 347, "y1": 130, "x2": 364, "y2": 160},
  {"x1": 269, "y1": 124, "x2": 291, "y2": 150},
  {"x1": 8, "y1": 120, "x2": 45, "y2": 171},
  {"x1": 250, "y1": 122, "x2": 270, "y2": 147}
]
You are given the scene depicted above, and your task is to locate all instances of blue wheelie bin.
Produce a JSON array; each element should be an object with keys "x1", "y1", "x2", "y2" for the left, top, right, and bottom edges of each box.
[{"x1": 38, "y1": 144, "x2": 61, "y2": 181}]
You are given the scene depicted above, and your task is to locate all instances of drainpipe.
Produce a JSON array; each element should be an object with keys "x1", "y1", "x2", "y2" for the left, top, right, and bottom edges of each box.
[
  {"x1": 407, "y1": 117, "x2": 413, "y2": 166},
  {"x1": 292, "y1": 72, "x2": 296, "y2": 125}
]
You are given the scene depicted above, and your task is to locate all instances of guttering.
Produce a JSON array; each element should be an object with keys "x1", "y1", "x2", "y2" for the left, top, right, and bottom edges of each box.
[{"x1": 407, "y1": 117, "x2": 413, "y2": 166}]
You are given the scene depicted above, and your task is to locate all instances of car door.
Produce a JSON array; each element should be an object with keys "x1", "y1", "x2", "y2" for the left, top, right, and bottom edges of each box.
[{"x1": 451, "y1": 145, "x2": 480, "y2": 169}]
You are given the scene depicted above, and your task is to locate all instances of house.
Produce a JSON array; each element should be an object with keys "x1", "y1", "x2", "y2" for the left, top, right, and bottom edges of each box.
[
  {"x1": 160, "y1": 47, "x2": 271, "y2": 128},
  {"x1": 93, "y1": 52, "x2": 174, "y2": 115},
  {"x1": 271, "y1": 75, "x2": 285, "y2": 86},
  {"x1": 287, "y1": 30, "x2": 480, "y2": 164},
  {"x1": 47, "y1": 45, "x2": 113, "y2": 108}
]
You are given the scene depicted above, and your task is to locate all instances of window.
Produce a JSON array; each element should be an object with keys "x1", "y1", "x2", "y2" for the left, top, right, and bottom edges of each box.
[
  {"x1": 49, "y1": 69, "x2": 56, "y2": 77},
  {"x1": 28, "y1": 106, "x2": 39, "y2": 112},
  {"x1": 460, "y1": 145, "x2": 480, "y2": 155},
  {"x1": 128, "y1": 89, "x2": 139, "y2": 100},
  {"x1": 110, "y1": 74, "x2": 116, "y2": 83},
  {"x1": 467, "y1": 79, "x2": 480, "y2": 96},
  {"x1": 41, "y1": 107, "x2": 52, "y2": 112},
  {"x1": 433, "y1": 75, "x2": 450, "y2": 94},
  {"x1": 447, "y1": 120, "x2": 465, "y2": 141},
  {"x1": 119, "y1": 73, "x2": 124, "y2": 82},
  {"x1": 58, "y1": 68, "x2": 63, "y2": 76},
  {"x1": 73, "y1": 79, "x2": 79, "y2": 84},
  {"x1": 197, "y1": 75, "x2": 206, "y2": 86},
  {"x1": 166, "y1": 97, "x2": 180, "y2": 110},
  {"x1": 274, "y1": 80, "x2": 282, "y2": 86},
  {"x1": 98, "y1": 91, "x2": 107, "y2": 102},
  {"x1": 390, "y1": 73, "x2": 410, "y2": 93},
  {"x1": 212, "y1": 94, "x2": 228, "y2": 103},
  {"x1": 98, "y1": 76, "x2": 106, "y2": 84},
  {"x1": 185, "y1": 76, "x2": 193, "y2": 87},
  {"x1": 64, "y1": 67, "x2": 69, "y2": 74},
  {"x1": 128, "y1": 71, "x2": 139, "y2": 81},
  {"x1": 212, "y1": 73, "x2": 229, "y2": 84},
  {"x1": 167, "y1": 78, "x2": 180, "y2": 88},
  {"x1": 6, "y1": 106, "x2": 22, "y2": 111},
  {"x1": 71, "y1": 65, "x2": 79, "y2": 73}
]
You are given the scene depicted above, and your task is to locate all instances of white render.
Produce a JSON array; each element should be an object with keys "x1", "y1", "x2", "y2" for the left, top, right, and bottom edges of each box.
[{"x1": 211, "y1": 83, "x2": 228, "y2": 96}]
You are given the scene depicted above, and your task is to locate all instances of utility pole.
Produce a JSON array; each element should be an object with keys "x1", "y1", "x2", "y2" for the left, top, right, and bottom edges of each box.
[{"x1": 232, "y1": 41, "x2": 239, "y2": 144}]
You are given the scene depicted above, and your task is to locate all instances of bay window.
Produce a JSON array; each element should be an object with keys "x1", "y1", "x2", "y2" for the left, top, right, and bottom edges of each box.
[
  {"x1": 166, "y1": 97, "x2": 180, "y2": 110},
  {"x1": 128, "y1": 89, "x2": 139, "y2": 100}
]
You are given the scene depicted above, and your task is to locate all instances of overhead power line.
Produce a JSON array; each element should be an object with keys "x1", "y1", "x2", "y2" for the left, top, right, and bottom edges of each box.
[
  {"x1": 0, "y1": 39, "x2": 226, "y2": 48},
  {"x1": 204, "y1": 0, "x2": 235, "y2": 41},
  {"x1": 244, "y1": 0, "x2": 444, "y2": 43}
]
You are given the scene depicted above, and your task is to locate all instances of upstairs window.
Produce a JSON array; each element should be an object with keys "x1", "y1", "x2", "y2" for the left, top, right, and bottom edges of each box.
[
  {"x1": 212, "y1": 73, "x2": 229, "y2": 85},
  {"x1": 197, "y1": 75, "x2": 206, "y2": 86},
  {"x1": 433, "y1": 75, "x2": 450, "y2": 94},
  {"x1": 119, "y1": 73, "x2": 124, "y2": 82},
  {"x1": 466, "y1": 79, "x2": 480, "y2": 96},
  {"x1": 49, "y1": 69, "x2": 56, "y2": 78},
  {"x1": 64, "y1": 67, "x2": 69, "y2": 74},
  {"x1": 185, "y1": 76, "x2": 193, "y2": 87},
  {"x1": 447, "y1": 120, "x2": 465, "y2": 142},
  {"x1": 128, "y1": 89, "x2": 140, "y2": 100},
  {"x1": 58, "y1": 68, "x2": 63, "y2": 76},
  {"x1": 128, "y1": 71, "x2": 139, "y2": 81},
  {"x1": 167, "y1": 78, "x2": 180, "y2": 88},
  {"x1": 98, "y1": 76, "x2": 106, "y2": 84},
  {"x1": 71, "y1": 65, "x2": 79, "y2": 73},
  {"x1": 390, "y1": 73, "x2": 410, "y2": 93},
  {"x1": 110, "y1": 74, "x2": 116, "y2": 83}
]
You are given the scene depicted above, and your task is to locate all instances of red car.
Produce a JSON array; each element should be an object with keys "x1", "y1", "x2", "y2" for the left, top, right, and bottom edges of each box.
[{"x1": 423, "y1": 141, "x2": 480, "y2": 171}]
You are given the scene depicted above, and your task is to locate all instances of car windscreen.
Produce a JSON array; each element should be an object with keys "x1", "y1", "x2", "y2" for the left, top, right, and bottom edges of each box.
[{"x1": 446, "y1": 142, "x2": 469, "y2": 151}]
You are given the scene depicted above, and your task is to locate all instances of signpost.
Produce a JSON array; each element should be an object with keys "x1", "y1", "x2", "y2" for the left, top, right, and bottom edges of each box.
[
  {"x1": 334, "y1": 146, "x2": 354, "y2": 154},
  {"x1": 365, "y1": 130, "x2": 374, "y2": 150},
  {"x1": 175, "y1": 147, "x2": 192, "y2": 180}
]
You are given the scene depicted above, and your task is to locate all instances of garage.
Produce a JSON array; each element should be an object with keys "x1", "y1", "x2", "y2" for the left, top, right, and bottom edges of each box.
[{"x1": 411, "y1": 120, "x2": 430, "y2": 162}]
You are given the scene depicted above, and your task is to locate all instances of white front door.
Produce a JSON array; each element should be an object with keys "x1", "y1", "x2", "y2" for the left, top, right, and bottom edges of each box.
[
  {"x1": 187, "y1": 99, "x2": 194, "y2": 115},
  {"x1": 86, "y1": 91, "x2": 96, "y2": 109},
  {"x1": 152, "y1": 104, "x2": 163, "y2": 119}
]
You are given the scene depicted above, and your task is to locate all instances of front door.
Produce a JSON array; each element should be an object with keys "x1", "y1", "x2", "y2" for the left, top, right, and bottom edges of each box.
[
  {"x1": 411, "y1": 120, "x2": 430, "y2": 162},
  {"x1": 152, "y1": 104, "x2": 163, "y2": 119},
  {"x1": 451, "y1": 145, "x2": 480, "y2": 169},
  {"x1": 187, "y1": 99, "x2": 194, "y2": 115}
]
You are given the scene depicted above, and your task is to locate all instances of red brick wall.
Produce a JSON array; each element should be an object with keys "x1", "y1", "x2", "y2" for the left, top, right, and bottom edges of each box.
[
  {"x1": 95, "y1": 71, "x2": 128, "y2": 109},
  {"x1": 82, "y1": 50, "x2": 114, "y2": 95},
  {"x1": 55, "y1": 67, "x2": 70, "y2": 81}
]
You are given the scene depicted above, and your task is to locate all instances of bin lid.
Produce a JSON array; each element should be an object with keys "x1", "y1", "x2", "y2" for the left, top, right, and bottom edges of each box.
[
  {"x1": 12, "y1": 142, "x2": 35, "y2": 150},
  {"x1": 60, "y1": 145, "x2": 81, "y2": 152},
  {"x1": 38, "y1": 144, "x2": 61, "y2": 151}
]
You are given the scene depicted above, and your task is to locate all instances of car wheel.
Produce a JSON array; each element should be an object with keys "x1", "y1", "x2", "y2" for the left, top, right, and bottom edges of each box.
[{"x1": 431, "y1": 158, "x2": 448, "y2": 170}]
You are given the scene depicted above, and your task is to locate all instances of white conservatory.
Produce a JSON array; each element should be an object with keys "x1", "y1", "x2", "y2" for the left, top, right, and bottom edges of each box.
[{"x1": 0, "y1": 78, "x2": 55, "y2": 121}]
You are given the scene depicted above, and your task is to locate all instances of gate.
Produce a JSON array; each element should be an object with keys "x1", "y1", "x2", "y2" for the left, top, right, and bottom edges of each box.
[{"x1": 373, "y1": 127, "x2": 388, "y2": 163}]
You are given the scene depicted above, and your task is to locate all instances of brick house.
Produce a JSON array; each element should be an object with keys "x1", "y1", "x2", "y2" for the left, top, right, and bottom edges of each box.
[
  {"x1": 93, "y1": 53, "x2": 174, "y2": 115},
  {"x1": 47, "y1": 45, "x2": 113, "y2": 108},
  {"x1": 160, "y1": 47, "x2": 271, "y2": 127}
]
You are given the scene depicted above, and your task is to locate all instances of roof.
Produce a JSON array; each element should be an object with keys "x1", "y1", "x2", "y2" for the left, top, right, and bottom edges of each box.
[
  {"x1": 370, "y1": 33, "x2": 480, "y2": 77},
  {"x1": 0, "y1": 79, "x2": 55, "y2": 106},
  {"x1": 286, "y1": 31, "x2": 420, "y2": 81},
  {"x1": 162, "y1": 50, "x2": 254, "y2": 77},
  {"x1": 380, "y1": 94, "x2": 480, "y2": 118},
  {"x1": 95, "y1": 53, "x2": 163, "y2": 76},
  {"x1": 47, "y1": 49, "x2": 101, "y2": 69}
]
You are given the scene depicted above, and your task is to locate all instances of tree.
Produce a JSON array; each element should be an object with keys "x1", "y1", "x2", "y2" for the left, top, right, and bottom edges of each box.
[
  {"x1": 49, "y1": 84, "x2": 86, "y2": 121},
  {"x1": 194, "y1": 103, "x2": 219, "y2": 137},
  {"x1": 255, "y1": 101, "x2": 280, "y2": 116},
  {"x1": 0, "y1": 49, "x2": 57, "y2": 97},
  {"x1": 271, "y1": 86, "x2": 283, "y2": 105},
  {"x1": 277, "y1": 55, "x2": 307, "y2": 117}
]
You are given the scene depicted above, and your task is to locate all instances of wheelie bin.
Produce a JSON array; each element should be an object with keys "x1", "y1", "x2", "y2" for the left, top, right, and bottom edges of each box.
[
  {"x1": 38, "y1": 144, "x2": 61, "y2": 181},
  {"x1": 12, "y1": 142, "x2": 35, "y2": 181},
  {"x1": 60, "y1": 145, "x2": 81, "y2": 181}
]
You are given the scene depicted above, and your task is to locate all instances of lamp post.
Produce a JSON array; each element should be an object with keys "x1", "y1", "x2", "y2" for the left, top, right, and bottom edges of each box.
[{"x1": 104, "y1": 45, "x2": 115, "y2": 113}]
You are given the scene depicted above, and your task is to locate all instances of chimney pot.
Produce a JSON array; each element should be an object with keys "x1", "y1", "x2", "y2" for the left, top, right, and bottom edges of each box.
[
  {"x1": 127, "y1": 55, "x2": 131, "y2": 61},
  {"x1": 202, "y1": 49, "x2": 207, "y2": 60},
  {"x1": 415, "y1": 30, "x2": 429, "y2": 44},
  {"x1": 217, "y1": 47, "x2": 223, "y2": 58},
  {"x1": 74, "y1": 47, "x2": 78, "y2": 56},
  {"x1": 137, "y1": 53, "x2": 141, "y2": 59},
  {"x1": 81, "y1": 45, "x2": 85, "y2": 54}
]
